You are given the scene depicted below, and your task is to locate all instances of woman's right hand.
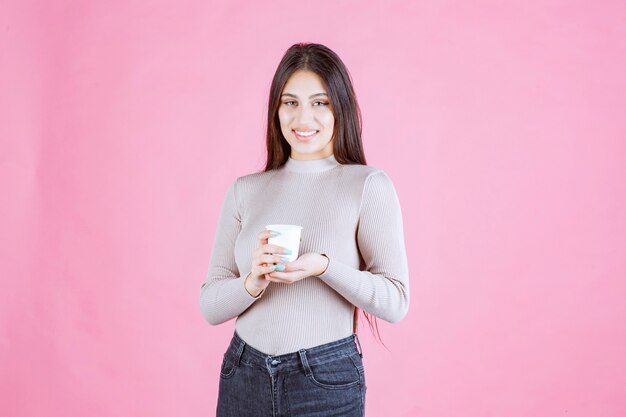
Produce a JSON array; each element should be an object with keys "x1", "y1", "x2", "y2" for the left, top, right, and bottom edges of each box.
[{"x1": 244, "y1": 229, "x2": 291, "y2": 297}]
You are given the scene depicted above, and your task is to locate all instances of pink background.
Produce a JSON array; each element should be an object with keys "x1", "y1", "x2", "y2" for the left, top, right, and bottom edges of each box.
[{"x1": 2, "y1": 1, "x2": 625, "y2": 416}]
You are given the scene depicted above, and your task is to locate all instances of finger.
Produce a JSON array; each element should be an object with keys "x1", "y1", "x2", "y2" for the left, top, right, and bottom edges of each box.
[
  {"x1": 273, "y1": 253, "x2": 291, "y2": 264},
  {"x1": 265, "y1": 270, "x2": 297, "y2": 280},
  {"x1": 258, "y1": 229, "x2": 281, "y2": 243},
  {"x1": 259, "y1": 254, "x2": 289, "y2": 265},
  {"x1": 262, "y1": 243, "x2": 289, "y2": 255},
  {"x1": 263, "y1": 272, "x2": 290, "y2": 282},
  {"x1": 257, "y1": 230, "x2": 270, "y2": 245},
  {"x1": 265, "y1": 276, "x2": 293, "y2": 284},
  {"x1": 255, "y1": 263, "x2": 277, "y2": 275},
  {"x1": 260, "y1": 262, "x2": 289, "y2": 274}
]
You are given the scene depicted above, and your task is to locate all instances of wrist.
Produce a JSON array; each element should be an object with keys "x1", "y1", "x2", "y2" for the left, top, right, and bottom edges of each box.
[
  {"x1": 319, "y1": 253, "x2": 330, "y2": 275},
  {"x1": 244, "y1": 272, "x2": 265, "y2": 298}
]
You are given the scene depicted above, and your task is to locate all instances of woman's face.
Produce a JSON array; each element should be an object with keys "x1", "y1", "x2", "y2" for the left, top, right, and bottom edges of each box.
[{"x1": 278, "y1": 70, "x2": 335, "y2": 160}]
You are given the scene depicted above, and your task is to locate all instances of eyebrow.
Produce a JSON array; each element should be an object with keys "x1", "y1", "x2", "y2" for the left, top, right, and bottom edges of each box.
[{"x1": 280, "y1": 93, "x2": 328, "y2": 99}]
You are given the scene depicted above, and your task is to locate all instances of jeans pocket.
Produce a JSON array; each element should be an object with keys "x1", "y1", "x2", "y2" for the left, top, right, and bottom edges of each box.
[
  {"x1": 219, "y1": 353, "x2": 237, "y2": 379},
  {"x1": 306, "y1": 354, "x2": 362, "y2": 390}
]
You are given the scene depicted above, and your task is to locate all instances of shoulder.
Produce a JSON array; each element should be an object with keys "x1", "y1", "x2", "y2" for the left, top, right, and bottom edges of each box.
[
  {"x1": 347, "y1": 166, "x2": 402, "y2": 211},
  {"x1": 354, "y1": 167, "x2": 404, "y2": 218},
  {"x1": 338, "y1": 163, "x2": 395, "y2": 189},
  {"x1": 236, "y1": 169, "x2": 274, "y2": 183},
  {"x1": 231, "y1": 169, "x2": 275, "y2": 191},
  {"x1": 219, "y1": 170, "x2": 274, "y2": 214},
  {"x1": 226, "y1": 169, "x2": 280, "y2": 208}
]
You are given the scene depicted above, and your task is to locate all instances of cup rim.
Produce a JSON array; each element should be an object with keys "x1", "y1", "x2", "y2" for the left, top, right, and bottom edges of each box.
[{"x1": 265, "y1": 224, "x2": 303, "y2": 230}]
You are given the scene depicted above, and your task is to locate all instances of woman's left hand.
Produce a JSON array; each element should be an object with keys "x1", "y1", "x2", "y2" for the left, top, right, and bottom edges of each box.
[{"x1": 265, "y1": 252, "x2": 329, "y2": 284}]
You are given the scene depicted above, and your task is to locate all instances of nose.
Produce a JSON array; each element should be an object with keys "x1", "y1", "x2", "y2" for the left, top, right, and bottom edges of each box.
[{"x1": 295, "y1": 104, "x2": 314, "y2": 124}]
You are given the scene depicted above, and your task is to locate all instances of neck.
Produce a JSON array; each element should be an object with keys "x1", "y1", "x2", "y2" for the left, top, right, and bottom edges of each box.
[{"x1": 283, "y1": 153, "x2": 340, "y2": 173}]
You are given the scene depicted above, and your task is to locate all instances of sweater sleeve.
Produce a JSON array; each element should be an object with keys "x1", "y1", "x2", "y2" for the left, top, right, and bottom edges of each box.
[
  {"x1": 199, "y1": 179, "x2": 263, "y2": 325},
  {"x1": 317, "y1": 170, "x2": 410, "y2": 323}
]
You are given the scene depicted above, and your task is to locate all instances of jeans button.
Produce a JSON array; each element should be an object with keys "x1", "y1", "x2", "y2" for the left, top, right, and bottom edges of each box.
[{"x1": 271, "y1": 359, "x2": 280, "y2": 366}]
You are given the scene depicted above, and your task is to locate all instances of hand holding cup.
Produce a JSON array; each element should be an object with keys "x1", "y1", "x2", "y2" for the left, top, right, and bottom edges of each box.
[{"x1": 244, "y1": 229, "x2": 293, "y2": 297}]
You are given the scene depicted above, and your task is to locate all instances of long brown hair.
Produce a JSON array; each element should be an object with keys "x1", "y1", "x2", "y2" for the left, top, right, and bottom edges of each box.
[{"x1": 261, "y1": 42, "x2": 384, "y2": 344}]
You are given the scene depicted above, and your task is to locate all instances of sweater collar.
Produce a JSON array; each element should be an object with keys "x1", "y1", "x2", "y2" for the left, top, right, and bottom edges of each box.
[{"x1": 283, "y1": 153, "x2": 340, "y2": 173}]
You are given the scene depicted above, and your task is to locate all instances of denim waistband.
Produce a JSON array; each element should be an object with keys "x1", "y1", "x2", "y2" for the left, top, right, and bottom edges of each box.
[{"x1": 224, "y1": 331, "x2": 363, "y2": 374}]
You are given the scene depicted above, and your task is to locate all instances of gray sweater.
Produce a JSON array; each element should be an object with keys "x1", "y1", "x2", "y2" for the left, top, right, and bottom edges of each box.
[{"x1": 199, "y1": 153, "x2": 410, "y2": 355}]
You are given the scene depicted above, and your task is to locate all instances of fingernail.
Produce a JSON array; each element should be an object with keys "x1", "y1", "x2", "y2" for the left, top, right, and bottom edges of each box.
[
  {"x1": 283, "y1": 248, "x2": 292, "y2": 255},
  {"x1": 269, "y1": 231, "x2": 280, "y2": 236},
  {"x1": 274, "y1": 264, "x2": 285, "y2": 271},
  {"x1": 269, "y1": 265, "x2": 277, "y2": 270}
]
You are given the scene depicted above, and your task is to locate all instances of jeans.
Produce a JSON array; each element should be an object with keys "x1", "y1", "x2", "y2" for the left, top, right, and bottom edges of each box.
[{"x1": 216, "y1": 330, "x2": 367, "y2": 417}]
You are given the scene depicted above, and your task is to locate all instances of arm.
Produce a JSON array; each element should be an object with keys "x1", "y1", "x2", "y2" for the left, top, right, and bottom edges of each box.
[
  {"x1": 199, "y1": 179, "x2": 263, "y2": 325},
  {"x1": 317, "y1": 170, "x2": 410, "y2": 323}
]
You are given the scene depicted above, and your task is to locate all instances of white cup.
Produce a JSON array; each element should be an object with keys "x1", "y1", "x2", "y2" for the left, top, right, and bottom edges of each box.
[{"x1": 265, "y1": 224, "x2": 303, "y2": 262}]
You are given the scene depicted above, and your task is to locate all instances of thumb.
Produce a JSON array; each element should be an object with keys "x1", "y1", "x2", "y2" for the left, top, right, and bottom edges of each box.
[{"x1": 285, "y1": 257, "x2": 304, "y2": 270}]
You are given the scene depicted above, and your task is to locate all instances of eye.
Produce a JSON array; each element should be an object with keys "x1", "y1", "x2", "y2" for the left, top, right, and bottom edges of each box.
[
  {"x1": 283, "y1": 100, "x2": 296, "y2": 106},
  {"x1": 313, "y1": 101, "x2": 329, "y2": 106}
]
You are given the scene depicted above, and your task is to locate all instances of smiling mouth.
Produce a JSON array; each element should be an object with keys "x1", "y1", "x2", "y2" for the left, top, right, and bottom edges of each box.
[{"x1": 294, "y1": 130, "x2": 318, "y2": 141}]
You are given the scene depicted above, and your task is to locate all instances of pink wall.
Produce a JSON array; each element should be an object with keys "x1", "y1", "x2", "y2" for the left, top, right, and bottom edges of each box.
[{"x1": 2, "y1": 1, "x2": 625, "y2": 416}]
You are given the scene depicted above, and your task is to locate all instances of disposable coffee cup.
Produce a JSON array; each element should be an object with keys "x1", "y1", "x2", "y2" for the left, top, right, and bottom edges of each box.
[{"x1": 265, "y1": 224, "x2": 303, "y2": 262}]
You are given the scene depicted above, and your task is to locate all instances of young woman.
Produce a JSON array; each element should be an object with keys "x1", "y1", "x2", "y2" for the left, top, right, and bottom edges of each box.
[{"x1": 199, "y1": 42, "x2": 410, "y2": 417}]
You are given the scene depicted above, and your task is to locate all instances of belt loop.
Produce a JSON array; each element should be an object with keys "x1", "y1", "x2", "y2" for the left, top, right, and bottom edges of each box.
[
  {"x1": 353, "y1": 333, "x2": 363, "y2": 358},
  {"x1": 298, "y1": 349, "x2": 312, "y2": 377},
  {"x1": 235, "y1": 338, "x2": 246, "y2": 367}
]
